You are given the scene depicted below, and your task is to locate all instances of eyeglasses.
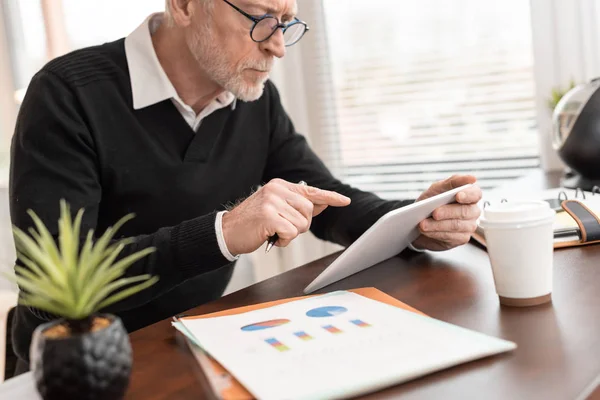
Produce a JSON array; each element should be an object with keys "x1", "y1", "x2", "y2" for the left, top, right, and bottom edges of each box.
[{"x1": 221, "y1": 0, "x2": 309, "y2": 47}]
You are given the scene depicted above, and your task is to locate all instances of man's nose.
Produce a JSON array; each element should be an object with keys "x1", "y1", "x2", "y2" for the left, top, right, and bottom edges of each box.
[{"x1": 260, "y1": 29, "x2": 286, "y2": 59}]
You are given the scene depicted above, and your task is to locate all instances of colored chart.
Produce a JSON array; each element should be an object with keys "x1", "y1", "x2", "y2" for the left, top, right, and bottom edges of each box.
[
  {"x1": 265, "y1": 338, "x2": 290, "y2": 352},
  {"x1": 350, "y1": 319, "x2": 371, "y2": 328},
  {"x1": 241, "y1": 319, "x2": 290, "y2": 332},
  {"x1": 306, "y1": 306, "x2": 348, "y2": 318},
  {"x1": 293, "y1": 331, "x2": 313, "y2": 341},
  {"x1": 322, "y1": 324, "x2": 343, "y2": 334}
]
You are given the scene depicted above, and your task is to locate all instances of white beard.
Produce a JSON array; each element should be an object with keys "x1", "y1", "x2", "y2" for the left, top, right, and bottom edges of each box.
[{"x1": 186, "y1": 24, "x2": 272, "y2": 102}]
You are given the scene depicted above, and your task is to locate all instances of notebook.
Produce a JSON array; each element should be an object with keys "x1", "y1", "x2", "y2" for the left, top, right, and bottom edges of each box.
[
  {"x1": 173, "y1": 288, "x2": 516, "y2": 400},
  {"x1": 473, "y1": 187, "x2": 600, "y2": 249}
]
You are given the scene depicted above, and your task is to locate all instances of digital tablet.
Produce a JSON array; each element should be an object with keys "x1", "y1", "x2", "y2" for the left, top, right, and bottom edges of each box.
[{"x1": 304, "y1": 184, "x2": 473, "y2": 293}]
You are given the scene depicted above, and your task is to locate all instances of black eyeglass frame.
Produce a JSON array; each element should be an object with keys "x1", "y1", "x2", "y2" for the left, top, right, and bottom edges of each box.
[{"x1": 221, "y1": 0, "x2": 310, "y2": 46}]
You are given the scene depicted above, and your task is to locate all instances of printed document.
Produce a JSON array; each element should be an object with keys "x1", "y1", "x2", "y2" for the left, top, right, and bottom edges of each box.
[{"x1": 179, "y1": 291, "x2": 515, "y2": 400}]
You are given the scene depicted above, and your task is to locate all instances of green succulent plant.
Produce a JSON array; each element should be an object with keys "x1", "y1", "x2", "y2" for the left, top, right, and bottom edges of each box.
[{"x1": 8, "y1": 200, "x2": 158, "y2": 326}]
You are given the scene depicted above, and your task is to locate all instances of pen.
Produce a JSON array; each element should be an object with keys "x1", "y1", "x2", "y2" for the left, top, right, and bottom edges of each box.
[{"x1": 265, "y1": 181, "x2": 307, "y2": 253}]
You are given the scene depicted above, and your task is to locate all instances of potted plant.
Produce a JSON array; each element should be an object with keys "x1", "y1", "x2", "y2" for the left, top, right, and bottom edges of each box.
[{"x1": 7, "y1": 200, "x2": 158, "y2": 400}]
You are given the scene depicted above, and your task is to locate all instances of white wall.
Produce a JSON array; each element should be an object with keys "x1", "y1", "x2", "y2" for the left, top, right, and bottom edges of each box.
[
  {"x1": 0, "y1": 2, "x2": 17, "y2": 151},
  {"x1": 0, "y1": 6, "x2": 17, "y2": 292},
  {"x1": 0, "y1": 188, "x2": 16, "y2": 292}
]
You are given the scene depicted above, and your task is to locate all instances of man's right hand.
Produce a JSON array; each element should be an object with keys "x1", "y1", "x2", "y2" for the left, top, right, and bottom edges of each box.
[{"x1": 222, "y1": 179, "x2": 351, "y2": 255}]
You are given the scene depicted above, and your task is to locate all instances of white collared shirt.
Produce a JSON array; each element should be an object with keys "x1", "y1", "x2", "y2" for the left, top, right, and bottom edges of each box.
[{"x1": 124, "y1": 13, "x2": 239, "y2": 262}]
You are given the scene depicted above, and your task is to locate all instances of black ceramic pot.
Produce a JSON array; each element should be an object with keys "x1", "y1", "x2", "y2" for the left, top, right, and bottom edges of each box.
[{"x1": 30, "y1": 314, "x2": 132, "y2": 400}]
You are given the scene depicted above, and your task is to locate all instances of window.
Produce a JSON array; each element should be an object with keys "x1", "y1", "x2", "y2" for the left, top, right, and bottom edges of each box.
[
  {"x1": 317, "y1": 0, "x2": 540, "y2": 199},
  {"x1": 61, "y1": 0, "x2": 164, "y2": 49},
  {"x1": 0, "y1": 0, "x2": 164, "y2": 182},
  {"x1": 5, "y1": 0, "x2": 164, "y2": 101},
  {"x1": 2, "y1": 0, "x2": 47, "y2": 102}
]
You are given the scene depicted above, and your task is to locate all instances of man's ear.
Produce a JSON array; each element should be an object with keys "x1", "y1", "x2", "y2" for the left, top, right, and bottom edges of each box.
[{"x1": 169, "y1": 0, "x2": 196, "y2": 27}]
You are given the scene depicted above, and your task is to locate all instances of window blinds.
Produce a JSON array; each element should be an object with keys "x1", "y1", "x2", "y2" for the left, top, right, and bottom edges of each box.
[{"x1": 305, "y1": 0, "x2": 540, "y2": 200}]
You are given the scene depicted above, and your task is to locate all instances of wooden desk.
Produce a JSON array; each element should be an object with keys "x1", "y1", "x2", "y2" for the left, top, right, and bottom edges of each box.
[{"x1": 126, "y1": 171, "x2": 600, "y2": 399}]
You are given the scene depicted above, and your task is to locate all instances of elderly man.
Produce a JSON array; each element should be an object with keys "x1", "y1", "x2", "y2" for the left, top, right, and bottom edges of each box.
[{"x1": 9, "y1": 0, "x2": 481, "y2": 373}]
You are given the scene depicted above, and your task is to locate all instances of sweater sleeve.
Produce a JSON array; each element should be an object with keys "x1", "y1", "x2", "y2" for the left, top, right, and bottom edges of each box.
[
  {"x1": 10, "y1": 70, "x2": 231, "y2": 317},
  {"x1": 261, "y1": 81, "x2": 414, "y2": 247}
]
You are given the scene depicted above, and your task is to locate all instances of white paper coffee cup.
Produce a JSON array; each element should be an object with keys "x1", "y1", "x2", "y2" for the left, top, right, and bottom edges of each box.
[{"x1": 479, "y1": 200, "x2": 555, "y2": 307}]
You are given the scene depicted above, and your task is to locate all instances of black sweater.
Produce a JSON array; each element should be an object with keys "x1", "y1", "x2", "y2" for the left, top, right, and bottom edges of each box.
[{"x1": 9, "y1": 39, "x2": 411, "y2": 362}]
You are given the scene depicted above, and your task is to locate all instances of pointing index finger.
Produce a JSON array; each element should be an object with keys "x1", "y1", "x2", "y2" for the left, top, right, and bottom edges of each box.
[{"x1": 291, "y1": 183, "x2": 351, "y2": 207}]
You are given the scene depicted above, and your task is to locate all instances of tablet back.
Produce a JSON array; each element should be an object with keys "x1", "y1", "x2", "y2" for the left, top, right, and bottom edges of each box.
[{"x1": 304, "y1": 184, "x2": 473, "y2": 293}]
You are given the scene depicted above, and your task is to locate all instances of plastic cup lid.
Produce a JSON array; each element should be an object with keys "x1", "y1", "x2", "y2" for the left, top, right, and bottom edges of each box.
[{"x1": 480, "y1": 200, "x2": 555, "y2": 225}]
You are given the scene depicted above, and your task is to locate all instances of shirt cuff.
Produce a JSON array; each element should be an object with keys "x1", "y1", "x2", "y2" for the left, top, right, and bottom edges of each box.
[
  {"x1": 408, "y1": 242, "x2": 426, "y2": 253},
  {"x1": 215, "y1": 211, "x2": 239, "y2": 262}
]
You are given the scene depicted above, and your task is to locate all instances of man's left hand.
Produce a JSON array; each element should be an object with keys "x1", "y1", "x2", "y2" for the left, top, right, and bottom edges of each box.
[{"x1": 411, "y1": 175, "x2": 482, "y2": 251}]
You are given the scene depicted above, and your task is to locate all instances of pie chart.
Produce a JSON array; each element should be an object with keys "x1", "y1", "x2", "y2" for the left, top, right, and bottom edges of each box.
[
  {"x1": 240, "y1": 319, "x2": 290, "y2": 332},
  {"x1": 306, "y1": 306, "x2": 348, "y2": 318}
]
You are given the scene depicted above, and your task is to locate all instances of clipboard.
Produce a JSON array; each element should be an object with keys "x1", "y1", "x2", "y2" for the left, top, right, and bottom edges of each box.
[
  {"x1": 173, "y1": 287, "x2": 426, "y2": 400},
  {"x1": 304, "y1": 184, "x2": 473, "y2": 293}
]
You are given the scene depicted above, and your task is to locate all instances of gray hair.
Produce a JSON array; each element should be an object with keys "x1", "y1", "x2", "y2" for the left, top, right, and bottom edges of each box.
[{"x1": 164, "y1": 0, "x2": 213, "y2": 27}]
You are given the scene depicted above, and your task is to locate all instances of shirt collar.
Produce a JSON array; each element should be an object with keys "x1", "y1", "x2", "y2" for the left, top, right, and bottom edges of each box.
[{"x1": 124, "y1": 13, "x2": 236, "y2": 111}]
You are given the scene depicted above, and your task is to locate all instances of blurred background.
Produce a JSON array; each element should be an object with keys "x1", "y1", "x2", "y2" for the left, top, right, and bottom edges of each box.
[{"x1": 0, "y1": 0, "x2": 599, "y2": 292}]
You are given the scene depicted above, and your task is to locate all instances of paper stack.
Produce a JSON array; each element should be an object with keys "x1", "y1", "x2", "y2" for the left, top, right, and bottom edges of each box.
[{"x1": 173, "y1": 288, "x2": 516, "y2": 400}]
